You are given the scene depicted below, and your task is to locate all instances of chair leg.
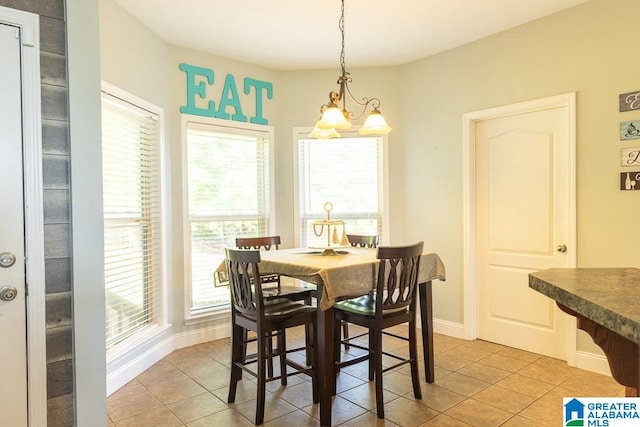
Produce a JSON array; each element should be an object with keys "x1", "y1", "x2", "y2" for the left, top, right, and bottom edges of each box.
[
  {"x1": 368, "y1": 329, "x2": 375, "y2": 381},
  {"x1": 373, "y1": 329, "x2": 384, "y2": 419},
  {"x1": 278, "y1": 329, "x2": 287, "y2": 386},
  {"x1": 311, "y1": 321, "x2": 319, "y2": 404},
  {"x1": 342, "y1": 320, "x2": 350, "y2": 350},
  {"x1": 304, "y1": 323, "x2": 313, "y2": 366},
  {"x1": 228, "y1": 323, "x2": 243, "y2": 403},
  {"x1": 256, "y1": 332, "x2": 267, "y2": 425},
  {"x1": 409, "y1": 319, "x2": 422, "y2": 399},
  {"x1": 266, "y1": 336, "x2": 274, "y2": 378},
  {"x1": 305, "y1": 295, "x2": 313, "y2": 365},
  {"x1": 239, "y1": 327, "x2": 248, "y2": 380},
  {"x1": 332, "y1": 317, "x2": 342, "y2": 396}
]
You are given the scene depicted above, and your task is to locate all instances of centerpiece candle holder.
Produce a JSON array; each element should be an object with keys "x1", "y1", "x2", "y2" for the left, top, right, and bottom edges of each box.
[{"x1": 312, "y1": 202, "x2": 349, "y2": 255}]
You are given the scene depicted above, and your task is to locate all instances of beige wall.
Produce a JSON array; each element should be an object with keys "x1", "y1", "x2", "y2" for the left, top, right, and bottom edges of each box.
[
  {"x1": 99, "y1": 0, "x2": 640, "y2": 357},
  {"x1": 397, "y1": 0, "x2": 640, "y2": 350},
  {"x1": 100, "y1": 0, "x2": 283, "y2": 339}
]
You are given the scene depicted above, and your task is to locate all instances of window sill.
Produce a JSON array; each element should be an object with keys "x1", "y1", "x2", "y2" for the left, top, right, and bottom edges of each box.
[
  {"x1": 184, "y1": 305, "x2": 231, "y2": 326},
  {"x1": 106, "y1": 322, "x2": 172, "y2": 366}
]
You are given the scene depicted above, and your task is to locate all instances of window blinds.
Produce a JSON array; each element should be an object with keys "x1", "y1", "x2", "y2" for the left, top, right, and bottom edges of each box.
[
  {"x1": 186, "y1": 126, "x2": 270, "y2": 312},
  {"x1": 101, "y1": 93, "x2": 163, "y2": 349},
  {"x1": 297, "y1": 136, "x2": 383, "y2": 247}
]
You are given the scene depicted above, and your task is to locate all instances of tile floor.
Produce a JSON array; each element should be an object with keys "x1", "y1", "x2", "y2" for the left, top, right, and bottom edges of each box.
[{"x1": 106, "y1": 325, "x2": 624, "y2": 426}]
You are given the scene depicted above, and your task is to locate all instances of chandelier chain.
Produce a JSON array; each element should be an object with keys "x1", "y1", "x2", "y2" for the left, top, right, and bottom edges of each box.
[{"x1": 339, "y1": 0, "x2": 346, "y2": 75}]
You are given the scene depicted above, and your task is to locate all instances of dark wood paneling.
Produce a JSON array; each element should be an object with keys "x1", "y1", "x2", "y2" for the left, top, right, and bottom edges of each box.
[
  {"x1": 46, "y1": 325, "x2": 72, "y2": 362},
  {"x1": 42, "y1": 119, "x2": 69, "y2": 155},
  {"x1": 44, "y1": 224, "x2": 72, "y2": 259},
  {"x1": 46, "y1": 292, "x2": 72, "y2": 327},
  {"x1": 0, "y1": 0, "x2": 64, "y2": 19},
  {"x1": 45, "y1": 257, "x2": 72, "y2": 294},
  {"x1": 44, "y1": 189, "x2": 71, "y2": 224},
  {"x1": 47, "y1": 359, "x2": 74, "y2": 398},
  {"x1": 41, "y1": 52, "x2": 67, "y2": 87},
  {"x1": 43, "y1": 154, "x2": 70, "y2": 189},
  {"x1": 42, "y1": 84, "x2": 69, "y2": 121},
  {"x1": 47, "y1": 394, "x2": 74, "y2": 427},
  {"x1": 40, "y1": 15, "x2": 66, "y2": 55}
]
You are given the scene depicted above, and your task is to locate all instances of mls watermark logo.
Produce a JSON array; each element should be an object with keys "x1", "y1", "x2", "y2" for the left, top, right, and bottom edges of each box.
[{"x1": 564, "y1": 397, "x2": 640, "y2": 426}]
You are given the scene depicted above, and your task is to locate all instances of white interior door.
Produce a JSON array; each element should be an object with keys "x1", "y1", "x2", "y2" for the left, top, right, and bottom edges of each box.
[
  {"x1": 474, "y1": 96, "x2": 575, "y2": 360},
  {"x1": 0, "y1": 21, "x2": 29, "y2": 426}
]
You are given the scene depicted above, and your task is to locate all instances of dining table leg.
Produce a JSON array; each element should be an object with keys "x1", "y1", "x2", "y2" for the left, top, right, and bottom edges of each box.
[
  {"x1": 316, "y1": 292, "x2": 334, "y2": 426},
  {"x1": 419, "y1": 280, "x2": 435, "y2": 383}
]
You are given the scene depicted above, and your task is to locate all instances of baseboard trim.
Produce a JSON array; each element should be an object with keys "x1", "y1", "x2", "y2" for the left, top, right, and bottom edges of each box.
[
  {"x1": 433, "y1": 318, "x2": 465, "y2": 339},
  {"x1": 575, "y1": 350, "x2": 612, "y2": 377},
  {"x1": 106, "y1": 321, "x2": 231, "y2": 396}
]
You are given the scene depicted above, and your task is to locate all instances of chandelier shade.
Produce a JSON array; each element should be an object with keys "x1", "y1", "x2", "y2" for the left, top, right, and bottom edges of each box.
[
  {"x1": 316, "y1": 103, "x2": 351, "y2": 130},
  {"x1": 359, "y1": 109, "x2": 392, "y2": 135},
  {"x1": 309, "y1": 125, "x2": 341, "y2": 139},
  {"x1": 309, "y1": 0, "x2": 391, "y2": 139}
]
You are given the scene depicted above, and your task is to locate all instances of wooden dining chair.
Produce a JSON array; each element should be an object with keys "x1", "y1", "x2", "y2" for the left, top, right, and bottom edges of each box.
[
  {"x1": 235, "y1": 235, "x2": 315, "y2": 376},
  {"x1": 340, "y1": 234, "x2": 379, "y2": 349},
  {"x1": 226, "y1": 248, "x2": 318, "y2": 425},
  {"x1": 333, "y1": 241, "x2": 424, "y2": 419}
]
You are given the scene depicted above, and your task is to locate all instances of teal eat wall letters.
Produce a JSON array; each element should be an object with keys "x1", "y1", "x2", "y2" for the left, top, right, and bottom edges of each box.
[{"x1": 179, "y1": 63, "x2": 273, "y2": 125}]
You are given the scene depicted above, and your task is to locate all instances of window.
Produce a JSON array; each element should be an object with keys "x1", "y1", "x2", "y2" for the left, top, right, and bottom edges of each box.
[
  {"x1": 101, "y1": 84, "x2": 165, "y2": 351},
  {"x1": 295, "y1": 130, "x2": 388, "y2": 247},
  {"x1": 183, "y1": 116, "x2": 274, "y2": 318}
]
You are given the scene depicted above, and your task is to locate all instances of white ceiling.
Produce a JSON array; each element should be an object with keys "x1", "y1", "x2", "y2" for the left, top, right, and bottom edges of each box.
[{"x1": 113, "y1": 0, "x2": 590, "y2": 70}]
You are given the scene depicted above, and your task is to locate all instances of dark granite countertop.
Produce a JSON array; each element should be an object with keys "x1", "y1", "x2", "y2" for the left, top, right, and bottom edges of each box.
[{"x1": 529, "y1": 268, "x2": 640, "y2": 344}]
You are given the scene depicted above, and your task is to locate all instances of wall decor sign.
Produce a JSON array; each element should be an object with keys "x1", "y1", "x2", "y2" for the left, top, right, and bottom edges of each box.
[
  {"x1": 619, "y1": 90, "x2": 640, "y2": 112},
  {"x1": 620, "y1": 171, "x2": 640, "y2": 190},
  {"x1": 621, "y1": 147, "x2": 640, "y2": 166},
  {"x1": 179, "y1": 63, "x2": 273, "y2": 125},
  {"x1": 620, "y1": 120, "x2": 640, "y2": 140}
]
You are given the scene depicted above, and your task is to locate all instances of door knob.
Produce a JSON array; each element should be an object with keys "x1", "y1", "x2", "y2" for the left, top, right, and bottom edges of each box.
[
  {"x1": 556, "y1": 244, "x2": 567, "y2": 253},
  {"x1": 0, "y1": 252, "x2": 16, "y2": 268},
  {"x1": 0, "y1": 286, "x2": 17, "y2": 302}
]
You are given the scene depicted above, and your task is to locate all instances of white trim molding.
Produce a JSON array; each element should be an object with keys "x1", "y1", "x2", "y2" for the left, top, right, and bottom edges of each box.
[
  {"x1": 462, "y1": 93, "x2": 578, "y2": 364},
  {"x1": 575, "y1": 351, "x2": 612, "y2": 378},
  {"x1": 0, "y1": 6, "x2": 47, "y2": 426},
  {"x1": 433, "y1": 319, "x2": 465, "y2": 340},
  {"x1": 106, "y1": 321, "x2": 231, "y2": 396}
]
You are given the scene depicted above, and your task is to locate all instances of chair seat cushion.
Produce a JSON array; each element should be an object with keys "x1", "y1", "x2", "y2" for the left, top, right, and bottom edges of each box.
[
  {"x1": 335, "y1": 294, "x2": 408, "y2": 317},
  {"x1": 262, "y1": 298, "x2": 316, "y2": 318}
]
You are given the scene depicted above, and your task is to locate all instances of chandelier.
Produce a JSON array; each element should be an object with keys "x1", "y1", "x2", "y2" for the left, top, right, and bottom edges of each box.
[{"x1": 309, "y1": 0, "x2": 392, "y2": 139}]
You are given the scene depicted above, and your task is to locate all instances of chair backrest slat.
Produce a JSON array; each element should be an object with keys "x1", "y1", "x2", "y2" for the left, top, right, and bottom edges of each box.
[
  {"x1": 347, "y1": 234, "x2": 379, "y2": 248},
  {"x1": 236, "y1": 235, "x2": 281, "y2": 251},
  {"x1": 225, "y1": 248, "x2": 264, "y2": 319},
  {"x1": 375, "y1": 242, "x2": 423, "y2": 314}
]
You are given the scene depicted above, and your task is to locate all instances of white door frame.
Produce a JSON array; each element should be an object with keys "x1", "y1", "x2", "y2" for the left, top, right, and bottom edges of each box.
[
  {"x1": 462, "y1": 93, "x2": 577, "y2": 365},
  {"x1": 0, "y1": 6, "x2": 47, "y2": 425}
]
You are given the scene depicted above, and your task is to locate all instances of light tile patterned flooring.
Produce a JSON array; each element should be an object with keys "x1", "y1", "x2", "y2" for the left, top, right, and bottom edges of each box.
[{"x1": 107, "y1": 325, "x2": 624, "y2": 426}]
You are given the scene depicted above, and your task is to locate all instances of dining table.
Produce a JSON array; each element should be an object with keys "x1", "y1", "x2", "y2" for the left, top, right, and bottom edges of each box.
[{"x1": 256, "y1": 246, "x2": 446, "y2": 426}]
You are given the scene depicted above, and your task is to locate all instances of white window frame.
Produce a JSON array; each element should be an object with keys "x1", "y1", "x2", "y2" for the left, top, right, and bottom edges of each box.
[
  {"x1": 292, "y1": 127, "x2": 390, "y2": 247},
  {"x1": 101, "y1": 82, "x2": 170, "y2": 363},
  {"x1": 182, "y1": 115, "x2": 275, "y2": 322}
]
